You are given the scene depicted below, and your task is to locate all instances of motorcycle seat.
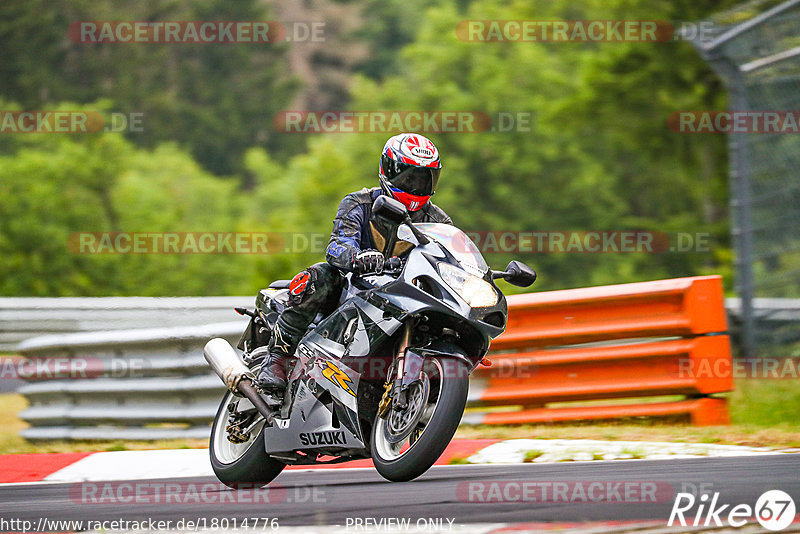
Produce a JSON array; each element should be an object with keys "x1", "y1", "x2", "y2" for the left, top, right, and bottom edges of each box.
[{"x1": 268, "y1": 280, "x2": 292, "y2": 290}]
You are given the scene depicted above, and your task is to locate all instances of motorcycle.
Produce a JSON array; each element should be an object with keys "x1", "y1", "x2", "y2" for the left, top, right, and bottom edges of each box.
[{"x1": 203, "y1": 196, "x2": 536, "y2": 486}]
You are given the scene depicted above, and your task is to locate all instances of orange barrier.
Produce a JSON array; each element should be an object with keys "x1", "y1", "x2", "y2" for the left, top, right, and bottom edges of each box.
[{"x1": 465, "y1": 275, "x2": 732, "y2": 426}]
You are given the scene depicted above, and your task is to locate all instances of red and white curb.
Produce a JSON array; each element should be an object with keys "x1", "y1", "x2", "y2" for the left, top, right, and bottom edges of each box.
[{"x1": 0, "y1": 439, "x2": 500, "y2": 484}]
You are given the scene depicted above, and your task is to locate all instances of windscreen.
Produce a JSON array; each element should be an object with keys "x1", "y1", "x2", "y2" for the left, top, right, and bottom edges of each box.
[{"x1": 399, "y1": 223, "x2": 489, "y2": 275}]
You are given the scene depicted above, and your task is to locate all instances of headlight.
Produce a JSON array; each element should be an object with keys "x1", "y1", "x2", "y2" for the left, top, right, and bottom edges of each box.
[{"x1": 438, "y1": 262, "x2": 498, "y2": 308}]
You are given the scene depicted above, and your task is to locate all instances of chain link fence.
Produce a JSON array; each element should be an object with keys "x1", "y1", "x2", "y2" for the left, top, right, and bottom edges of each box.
[{"x1": 689, "y1": 0, "x2": 800, "y2": 356}]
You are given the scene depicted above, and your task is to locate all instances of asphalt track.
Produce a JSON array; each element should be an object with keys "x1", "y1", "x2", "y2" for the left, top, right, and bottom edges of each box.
[{"x1": 1, "y1": 454, "x2": 798, "y2": 530}]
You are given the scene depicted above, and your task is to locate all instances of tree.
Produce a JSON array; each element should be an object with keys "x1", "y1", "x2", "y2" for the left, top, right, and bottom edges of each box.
[
  {"x1": 0, "y1": 105, "x2": 253, "y2": 296},
  {"x1": 0, "y1": 0, "x2": 297, "y2": 176}
]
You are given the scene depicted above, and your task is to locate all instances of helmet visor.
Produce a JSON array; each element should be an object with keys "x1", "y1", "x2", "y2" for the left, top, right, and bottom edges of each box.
[{"x1": 389, "y1": 163, "x2": 440, "y2": 196}]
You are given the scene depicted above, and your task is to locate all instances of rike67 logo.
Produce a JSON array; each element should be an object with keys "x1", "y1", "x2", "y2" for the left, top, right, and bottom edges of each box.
[{"x1": 669, "y1": 490, "x2": 796, "y2": 531}]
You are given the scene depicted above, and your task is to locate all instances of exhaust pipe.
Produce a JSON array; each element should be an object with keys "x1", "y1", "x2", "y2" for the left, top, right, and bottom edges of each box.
[
  {"x1": 204, "y1": 338, "x2": 253, "y2": 390},
  {"x1": 204, "y1": 338, "x2": 274, "y2": 419}
]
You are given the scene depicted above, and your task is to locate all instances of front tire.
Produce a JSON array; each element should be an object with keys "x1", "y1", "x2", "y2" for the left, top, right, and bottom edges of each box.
[
  {"x1": 371, "y1": 357, "x2": 469, "y2": 482},
  {"x1": 209, "y1": 390, "x2": 285, "y2": 488}
]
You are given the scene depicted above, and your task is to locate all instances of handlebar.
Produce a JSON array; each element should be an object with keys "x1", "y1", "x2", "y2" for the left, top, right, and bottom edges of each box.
[
  {"x1": 383, "y1": 256, "x2": 403, "y2": 274},
  {"x1": 357, "y1": 256, "x2": 403, "y2": 277}
]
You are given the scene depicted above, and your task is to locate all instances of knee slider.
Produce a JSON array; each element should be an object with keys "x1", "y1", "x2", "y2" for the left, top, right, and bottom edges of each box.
[{"x1": 288, "y1": 269, "x2": 315, "y2": 306}]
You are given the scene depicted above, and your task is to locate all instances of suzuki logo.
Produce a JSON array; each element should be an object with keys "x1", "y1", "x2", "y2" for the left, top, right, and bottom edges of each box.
[{"x1": 299, "y1": 431, "x2": 346, "y2": 446}]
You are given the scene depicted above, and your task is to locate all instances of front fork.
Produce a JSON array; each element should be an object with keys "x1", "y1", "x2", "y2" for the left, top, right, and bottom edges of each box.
[{"x1": 378, "y1": 321, "x2": 414, "y2": 418}]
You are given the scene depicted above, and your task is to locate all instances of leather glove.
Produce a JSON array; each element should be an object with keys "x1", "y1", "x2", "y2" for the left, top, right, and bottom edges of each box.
[{"x1": 353, "y1": 249, "x2": 385, "y2": 274}]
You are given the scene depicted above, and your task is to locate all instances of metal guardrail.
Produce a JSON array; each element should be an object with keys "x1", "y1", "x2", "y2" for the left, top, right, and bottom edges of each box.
[
  {"x1": 725, "y1": 297, "x2": 800, "y2": 322},
  {"x1": 15, "y1": 321, "x2": 244, "y2": 440},
  {"x1": 725, "y1": 298, "x2": 800, "y2": 348},
  {"x1": 0, "y1": 297, "x2": 251, "y2": 351},
  {"x1": 4, "y1": 296, "x2": 797, "y2": 352},
  {"x1": 8, "y1": 295, "x2": 799, "y2": 440}
]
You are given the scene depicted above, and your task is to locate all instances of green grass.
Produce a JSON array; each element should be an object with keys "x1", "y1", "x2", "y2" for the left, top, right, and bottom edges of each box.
[
  {"x1": 620, "y1": 447, "x2": 647, "y2": 459},
  {"x1": 729, "y1": 379, "x2": 800, "y2": 426},
  {"x1": 456, "y1": 421, "x2": 800, "y2": 448},
  {"x1": 523, "y1": 450, "x2": 544, "y2": 462}
]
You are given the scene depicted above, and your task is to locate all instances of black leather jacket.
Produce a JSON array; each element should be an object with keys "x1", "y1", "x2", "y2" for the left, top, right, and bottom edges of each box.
[{"x1": 325, "y1": 187, "x2": 452, "y2": 272}]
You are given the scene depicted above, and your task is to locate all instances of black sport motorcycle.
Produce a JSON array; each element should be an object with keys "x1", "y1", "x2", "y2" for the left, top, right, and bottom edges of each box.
[{"x1": 204, "y1": 196, "x2": 536, "y2": 486}]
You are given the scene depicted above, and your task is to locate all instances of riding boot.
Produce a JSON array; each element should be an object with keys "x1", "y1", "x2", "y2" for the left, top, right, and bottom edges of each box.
[
  {"x1": 256, "y1": 318, "x2": 303, "y2": 393},
  {"x1": 257, "y1": 263, "x2": 345, "y2": 393}
]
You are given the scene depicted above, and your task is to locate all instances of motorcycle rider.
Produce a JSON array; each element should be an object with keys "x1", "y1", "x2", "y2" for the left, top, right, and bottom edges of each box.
[{"x1": 257, "y1": 133, "x2": 452, "y2": 393}]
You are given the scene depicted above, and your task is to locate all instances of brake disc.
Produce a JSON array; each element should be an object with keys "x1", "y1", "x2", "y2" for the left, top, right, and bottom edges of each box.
[{"x1": 383, "y1": 374, "x2": 430, "y2": 444}]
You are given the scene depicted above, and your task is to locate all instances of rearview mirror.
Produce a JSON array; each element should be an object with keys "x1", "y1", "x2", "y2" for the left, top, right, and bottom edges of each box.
[
  {"x1": 372, "y1": 195, "x2": 408, "y2": 226},
  {"x1": 502, "y1": 260, "x2": 537, "y2": 287}
]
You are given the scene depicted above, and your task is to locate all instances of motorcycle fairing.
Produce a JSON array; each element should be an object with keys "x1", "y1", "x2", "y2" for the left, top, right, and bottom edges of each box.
[
  {"x1": 302, "y1": 295, "x2": 403, "y2": 359},
  {"x1": 263, "y1": 346, "x2": 366, "y2": 454},
  {"x1": 261, "y1": 289, "x2": 405, "y2": 457}
]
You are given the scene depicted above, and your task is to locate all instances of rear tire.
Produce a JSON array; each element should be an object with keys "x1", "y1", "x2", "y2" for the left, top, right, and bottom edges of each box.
[
  {"x1": 371, "y1": 357, "x2": 469, "y2": 482},
  {"x1": 209, "y1": 390, "x2": 285, "y2": 488}
]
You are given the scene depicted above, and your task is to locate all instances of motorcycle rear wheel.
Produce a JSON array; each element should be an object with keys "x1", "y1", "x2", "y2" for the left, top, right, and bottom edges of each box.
[
  {"x1": 209, "y1": 390, "x2": 285, "y2": 488},
  {"x1": 371, "y1": 356, "x2": 469, "y2": 482}
]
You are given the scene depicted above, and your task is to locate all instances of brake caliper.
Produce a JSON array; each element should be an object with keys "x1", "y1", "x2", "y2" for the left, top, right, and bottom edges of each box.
[
  {"x1": 225, "y1": 401, "x2": 254, "y2": 444},
  {"x1": 377, "y1": 380, "x2": 393, "y2": 418}
]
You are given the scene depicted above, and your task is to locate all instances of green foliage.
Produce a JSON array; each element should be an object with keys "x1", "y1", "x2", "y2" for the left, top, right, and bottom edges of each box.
[
  {"x1": 0, "y1": 0, "x2": 739, "y2": 296},
  {"x1": 0, "y1": 0, "x2": 297, "y2": 176},
  {"x1": 344, "y1": 0, "x2": 449, "y2": 80},
  {"x1": 0, "y1": 105, "x2": 252, "y2": 296}
]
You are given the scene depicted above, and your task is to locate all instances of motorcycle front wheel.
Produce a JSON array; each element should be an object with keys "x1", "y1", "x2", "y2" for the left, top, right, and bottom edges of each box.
[
  {"x1": 209, "y1": 390, "x2": 285, "y2": 488},
  {"x1": 371, "y1": 356, "x2": 469, "y2": 482}
]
